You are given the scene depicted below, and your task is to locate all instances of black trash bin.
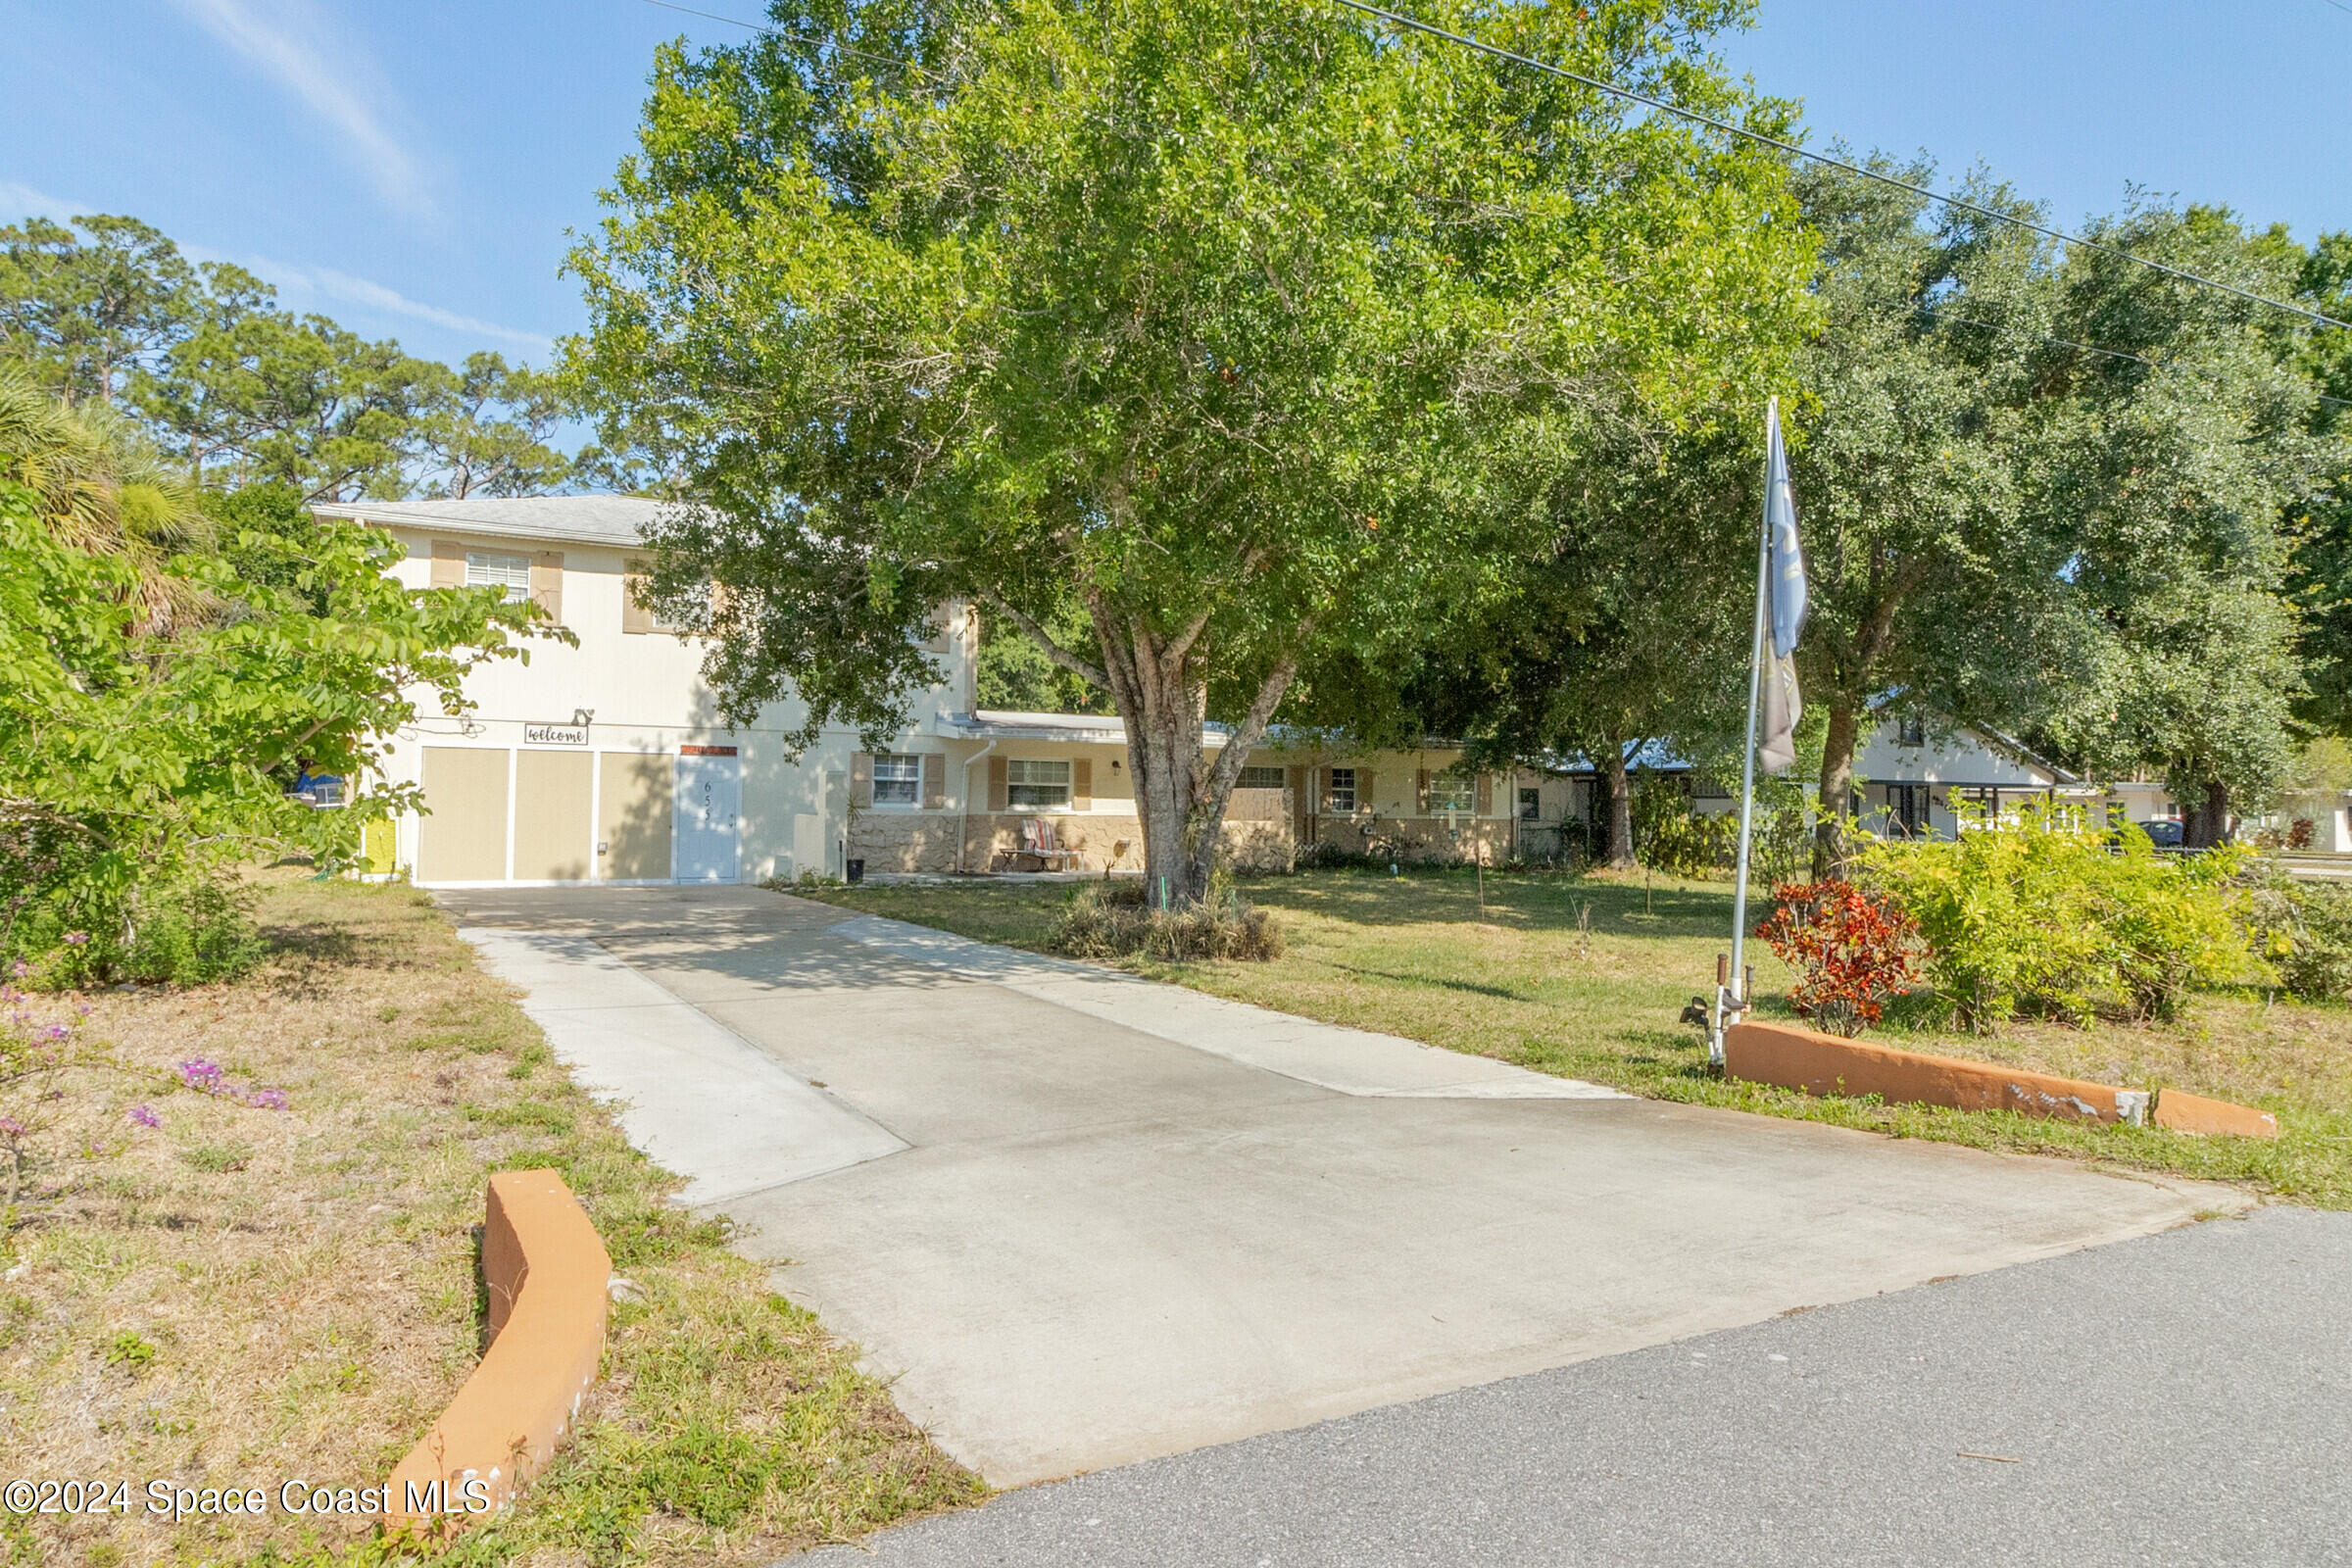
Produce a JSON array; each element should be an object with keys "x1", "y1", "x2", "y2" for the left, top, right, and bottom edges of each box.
[{"x1": 846, "y1": 858, "x2": 865, "y2": 883}]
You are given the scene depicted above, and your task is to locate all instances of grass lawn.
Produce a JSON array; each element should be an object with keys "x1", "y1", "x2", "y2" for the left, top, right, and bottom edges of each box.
[
  {"x1": 0, "y1": 874, "x2": 981, "y2": 1567},
  {"x1": 802, "y1": 866, "x2": 2352, "y2": 1207}
]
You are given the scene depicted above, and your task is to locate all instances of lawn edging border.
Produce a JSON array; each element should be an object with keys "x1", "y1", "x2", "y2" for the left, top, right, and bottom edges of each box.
[
  {"x1": 381, "y1": 1168, "x2": 612, "y2": 1538},
  {"x1": 1724, "y1": 1020, "x2": 2277, "y2": 1138}
]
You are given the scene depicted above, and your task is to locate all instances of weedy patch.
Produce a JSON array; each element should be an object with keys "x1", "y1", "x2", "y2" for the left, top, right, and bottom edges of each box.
[{"x1": 0, "y1": 873, "x2": 982, "y2": 1566}]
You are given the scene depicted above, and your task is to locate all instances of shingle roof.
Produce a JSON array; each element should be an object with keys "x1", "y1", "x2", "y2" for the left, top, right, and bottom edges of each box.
[
  {"x1": 311, "y1": 495, "x2": 672, "y2": 549},
  {"x1": 949, "y1": 710, "x2": 1236, "y2": 746}
]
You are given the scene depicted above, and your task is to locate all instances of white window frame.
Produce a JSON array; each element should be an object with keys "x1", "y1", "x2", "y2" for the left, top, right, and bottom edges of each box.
[
  {"x1": 466, "y1": 551, "x2": 532, "y2": 603},
  {"x1": 1007, "y1": 758, "x2": 1072, "y2": 809},
  {"x1": 1326, "y1": 767, "x2": 1357, "y2": 813},
  {"x1": 1238, "y1": 764, "x2": 1286, "y2": 790},
  {"x1": 1519, "y1": 786, "x2": 1542, "y2": 821},
  {"x1": 1429, "y1": 777, "x2": 1475, "y2": 815},
  {"x1": 872, "y1": 752, "x2": 922, "y2": 808}
]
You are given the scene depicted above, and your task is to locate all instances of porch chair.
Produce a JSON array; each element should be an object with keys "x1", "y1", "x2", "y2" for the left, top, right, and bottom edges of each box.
[{"x1": 1021, "y1": 816, "x2": 1083, "y2": 871}]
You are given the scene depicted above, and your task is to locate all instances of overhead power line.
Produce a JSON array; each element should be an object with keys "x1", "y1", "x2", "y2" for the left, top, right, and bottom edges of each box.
[{"x1": 1331, "y1": 0, "x2": 2350, "y2": 334}]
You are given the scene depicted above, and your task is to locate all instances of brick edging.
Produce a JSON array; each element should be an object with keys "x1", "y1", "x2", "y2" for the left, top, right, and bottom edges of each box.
[
  {"x1": 1724, "y1": 1021, "x2": 2277, "y2": 1138},
  {"x1": 381, "y1": 1169, "x2": 612, "y2": 1536}
]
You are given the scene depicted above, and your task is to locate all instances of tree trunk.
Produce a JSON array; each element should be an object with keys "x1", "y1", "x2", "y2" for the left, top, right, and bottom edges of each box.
[
  {"x1": 2181, "y1": 779, "x2": 2231, "y2": 849},
  {"x1": 1601, "y1": 736, "x2": 1636, "y2": 869},
  {"x1": 1813, "y1": 700, "x2": 1861, "y2": 881},
  {"x1": 1015, "y1": 589, "x2": 1300, "y2": 911}
]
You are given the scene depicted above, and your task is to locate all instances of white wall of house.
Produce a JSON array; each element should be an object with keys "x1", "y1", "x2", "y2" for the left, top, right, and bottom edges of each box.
[
  {"x1": 366, "y1": 515, "x2": 982, "y2": 887},
  {"x1": 1850, "y1": 724, "x2": 2084, "y2": 841}
]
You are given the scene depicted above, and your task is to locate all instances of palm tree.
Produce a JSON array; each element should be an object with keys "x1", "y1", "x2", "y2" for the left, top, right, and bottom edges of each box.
[{"x1": 0, "y1": 365, "x2": 213, "y2": 632}]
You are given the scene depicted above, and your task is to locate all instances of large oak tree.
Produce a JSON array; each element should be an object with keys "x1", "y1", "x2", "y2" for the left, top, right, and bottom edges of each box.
[{"x1": 565, "y1": 0, "x2": 1814, "y2": 904}]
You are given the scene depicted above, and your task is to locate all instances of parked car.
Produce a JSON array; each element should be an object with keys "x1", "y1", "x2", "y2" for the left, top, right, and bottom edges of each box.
[{"x1": 2135, "y1": 818, "x2": 2185, "y2": 848}]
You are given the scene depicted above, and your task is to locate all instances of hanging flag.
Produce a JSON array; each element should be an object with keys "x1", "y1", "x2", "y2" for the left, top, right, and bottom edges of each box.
[{"x1": 1756, "y1": 404, "x2": 1806, "y2": 773}]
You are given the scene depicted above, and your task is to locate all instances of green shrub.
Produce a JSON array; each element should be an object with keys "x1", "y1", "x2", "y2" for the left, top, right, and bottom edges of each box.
[
  {"x1": 2240, "y1": 865, "x2": 2352, "y2": 1003},
  {"x1": 119, "y1": 876, "x2": 265, "y2": 985},
  {"x1": 1628, "y1": 771, "x2": 1809, "y2": 886},
  {"x1": 1049, "y1": 882, "x2": 1284, "y2": 961},
  {"x1": 1863, "y1": 808, "x2": 2263, "y2": 1029},
  {"x1": 1632, "y1": 775, "x2": 1738, "y2": 880},
  {"x1": 7, "y1": 866, "x2": 263, "y2": 989}
]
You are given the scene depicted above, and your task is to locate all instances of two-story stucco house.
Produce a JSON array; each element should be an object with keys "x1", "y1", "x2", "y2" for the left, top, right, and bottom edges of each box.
[{"x1": 323, "y1": 497, "x2": 1522, "y2": 888}]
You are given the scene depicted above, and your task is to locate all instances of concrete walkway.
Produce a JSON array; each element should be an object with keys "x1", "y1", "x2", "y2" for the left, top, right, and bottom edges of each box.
[{"x1": 444, "y1": 886, "x2": 2247, "y2": 1489}]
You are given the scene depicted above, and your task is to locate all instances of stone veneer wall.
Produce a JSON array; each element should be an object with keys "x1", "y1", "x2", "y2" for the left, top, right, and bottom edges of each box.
[{"x1": 850, "y1": 810, "x2": 1295, "y2": 874}]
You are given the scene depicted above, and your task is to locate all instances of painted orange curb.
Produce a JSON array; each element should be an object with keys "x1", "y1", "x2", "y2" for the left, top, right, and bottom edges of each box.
[
  {"x1": 1724, "y1": 1021, "x2": 2146, "y2": 1124},
  {"x1": 381, "y1": 1169, "x2": 612, "y2": 1538},
  {"x1": 2153, "y1": 1088, "x2": 2280, "y2": 1140}
]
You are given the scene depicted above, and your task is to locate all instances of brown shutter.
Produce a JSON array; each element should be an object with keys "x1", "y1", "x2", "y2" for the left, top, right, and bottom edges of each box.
[
  {"x1": 1475, "y1": 772, "x2": 1493, "y2": 814},
  {"x1": 530, "y1": 550, "x2": 564, "y2": 624},
  {"x1": 1073, "y1": 758, "x2": 1092, "y2": 808},
  {"x1": 621, "y1": 567, "x2": 655, "y2": 635},
  {"x1": 1356, "y1": 769, "x2": 1374, "y2": 811},
  {"x1": 852, "y1": 752, "x2": 874, "y2": 808},
  {"x1": 989, "y1": 755, "x2": 1009, "y2": 811},
  {"x1": 922, "y1": 752, "x2": 946, "y2": 809},
  {"x1": 429, "y1": 539, "x2": 465, "y2": 588},
  {"x1": 1290, "y1": 765, "x2": 1310, "y2": 833},
  {"x1": 1416, "y1": 768, "x2": 1431, "y2": 813}
]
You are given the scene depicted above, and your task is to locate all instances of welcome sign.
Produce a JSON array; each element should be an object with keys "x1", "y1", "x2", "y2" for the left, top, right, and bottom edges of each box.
[{"x1": 523, "y1": 721, "x2": 590, "y2": 747}]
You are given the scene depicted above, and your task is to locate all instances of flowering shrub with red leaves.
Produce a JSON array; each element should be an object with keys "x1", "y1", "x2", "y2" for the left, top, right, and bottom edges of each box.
[{"x1": 1755, "y1": 880, "x2": 1919, "y2": 1035}]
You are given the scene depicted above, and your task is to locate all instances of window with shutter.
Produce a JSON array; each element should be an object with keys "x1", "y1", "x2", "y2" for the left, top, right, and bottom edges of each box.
[
  {"x1": 466, "y1": 551, "x2": 532, "y2": 602},
  {"x1": 870, "y1": 753, "x2": 920, "y2": 807},
  {"x1": 622, "y1": 573, "x2": 656, "y2": 634},
  {"x1": 1006, "y1": 759, "x2": 1071, "y2": 808},
  {"x1": 1428, "y1": 777, "x2": 1474, "y2": 813}
]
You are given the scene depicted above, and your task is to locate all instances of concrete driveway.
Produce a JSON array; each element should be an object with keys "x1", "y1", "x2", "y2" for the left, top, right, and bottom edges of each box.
[{"x1": 442, "y1": 886, "x2": 2245, "y2": 1488}]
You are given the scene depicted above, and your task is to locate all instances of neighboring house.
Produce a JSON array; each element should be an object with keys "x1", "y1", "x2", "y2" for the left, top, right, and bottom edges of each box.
[
  {"x1": 1850, "y1": 715, "x2": 2103, "y2": 839},
  {"x1": 2259, "y1": 790, "x2": 2352, "y2": 853},
  {"x1": 326, "y1": 497, "x2": 1520, "y2": 887}
]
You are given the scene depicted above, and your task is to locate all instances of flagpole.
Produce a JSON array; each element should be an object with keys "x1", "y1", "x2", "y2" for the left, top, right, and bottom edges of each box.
[{"x1": 1716, "y1": 396, "x2": 1778, "y2": 1068}]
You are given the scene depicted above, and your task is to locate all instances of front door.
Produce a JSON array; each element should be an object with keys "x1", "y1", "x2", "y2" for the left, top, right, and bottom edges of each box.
[{"x1": 673, "y1": 749, "x2": 742, "y2": 882}]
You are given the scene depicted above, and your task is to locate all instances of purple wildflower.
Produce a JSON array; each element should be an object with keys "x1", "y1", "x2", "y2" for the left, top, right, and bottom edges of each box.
[
  {"x1": 8, "y1": 961, "x2": 24, "y2": 979},
  {"x1": 39, "y1": 1023, "x2": 68, "y2": 1042},
  {"x1": 63, "y1": 931, "x2": 88, "y2": 947},
  {"x1": 0, "y1": 1118, "x2": 22, "y2": 1138},
  {"x1": 177, "y1": 1059, "x2": 224, "y2": 1092},
  {"x1": 245, "y1": 1088, "x2": 289, "y2": 1112},
  {"x1": 127, "y1": 1104, "x2": 160, "y2": 1128}
]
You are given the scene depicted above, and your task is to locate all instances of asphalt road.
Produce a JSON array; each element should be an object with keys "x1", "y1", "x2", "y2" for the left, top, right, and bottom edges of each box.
[{"x1": 799, "y1": 1205, "x2": 2352, "y2": 1568}]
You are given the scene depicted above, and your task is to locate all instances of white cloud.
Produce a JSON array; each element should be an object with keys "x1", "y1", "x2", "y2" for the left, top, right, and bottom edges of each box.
[
  {"x1": 185, "y1": 245, "x2": 555, "y2": 357},
  {"x1": 166, "y1": 0, "x2": 436, "y2": 219},
  {"x1": 0, "y1": 178, "x2": 98, "y2": 223},
  {"x1": 307, "y1": 267, "x2": 555, "y2": 355},
  {"x1": 4, "y1": 187, "x2": 550, "y2": 360}
]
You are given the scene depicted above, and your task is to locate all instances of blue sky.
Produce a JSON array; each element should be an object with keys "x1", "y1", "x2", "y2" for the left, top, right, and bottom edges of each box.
[{"x1": 2, "y1": 0, "x2": 2344, "y2": 375}]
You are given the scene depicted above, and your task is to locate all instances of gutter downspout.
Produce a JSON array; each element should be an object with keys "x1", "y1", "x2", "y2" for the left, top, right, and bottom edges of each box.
[{"x1": 958, "y1": 739, "x2": 998, "y2": 875}]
